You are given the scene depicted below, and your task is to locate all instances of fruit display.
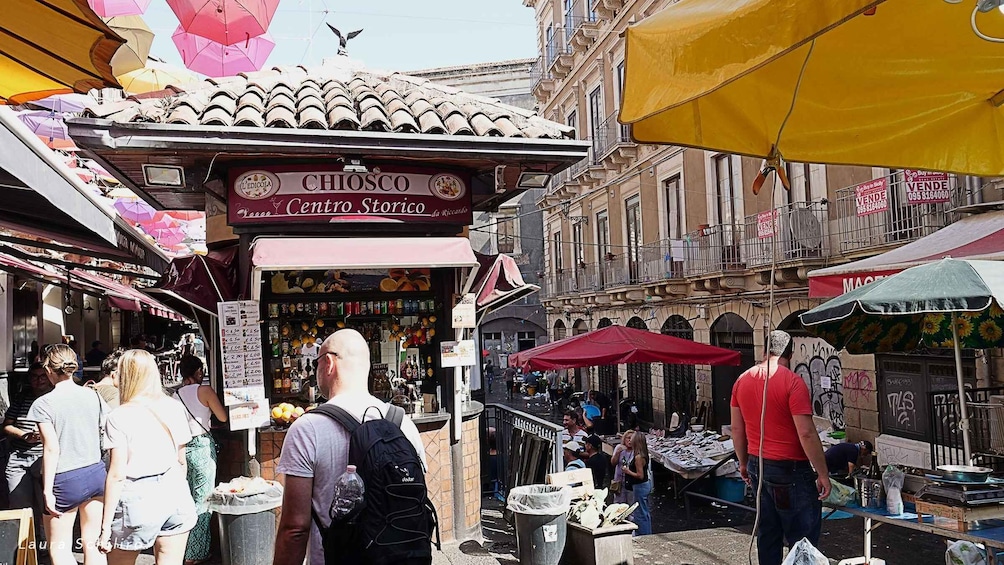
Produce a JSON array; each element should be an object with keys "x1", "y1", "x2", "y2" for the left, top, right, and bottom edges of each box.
[{"x1": 270, "y1": 402, "x2": 306, "y2": 427}]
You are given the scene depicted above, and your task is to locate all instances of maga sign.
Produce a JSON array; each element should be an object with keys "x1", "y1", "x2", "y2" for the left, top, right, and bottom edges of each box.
[{"x1": 229, "y1": 166, "x2": 473, "y2": 226}]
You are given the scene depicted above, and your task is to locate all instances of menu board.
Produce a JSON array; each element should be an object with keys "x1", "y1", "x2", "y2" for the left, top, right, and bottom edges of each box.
[{"x1": 218, "y1": 300, "x2": 267, "y2": 407}]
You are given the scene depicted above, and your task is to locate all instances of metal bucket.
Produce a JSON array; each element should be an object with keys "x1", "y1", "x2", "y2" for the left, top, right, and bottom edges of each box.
[{"x1": 856, "y1": 477, "x2": 885, "y2": 509}]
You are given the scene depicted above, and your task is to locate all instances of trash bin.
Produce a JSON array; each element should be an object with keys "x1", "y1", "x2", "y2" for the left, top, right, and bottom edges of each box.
[
  {"x1": 507, "y1": 485, "x2": 572, "y2": 565},
  {"x1": 207, "y1": 478, "x2": 284, "y2": 565}
]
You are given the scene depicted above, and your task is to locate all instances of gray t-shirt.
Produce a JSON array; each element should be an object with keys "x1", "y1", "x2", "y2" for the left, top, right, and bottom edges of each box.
[
  {"x1": 27, "y1": 383, "x2": 107, "y2": 473},
  {"x1": 276, "y1": 392, "x2": 426, "y2": 565}
]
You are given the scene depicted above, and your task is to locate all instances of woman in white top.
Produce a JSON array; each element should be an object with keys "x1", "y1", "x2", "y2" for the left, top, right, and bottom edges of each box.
[
  {"x1": 173, "y1": 355, "x2": 227, "y2": 565},
  {"x1": 98, "y1": 350, "x2": 196, "y2": 565}
]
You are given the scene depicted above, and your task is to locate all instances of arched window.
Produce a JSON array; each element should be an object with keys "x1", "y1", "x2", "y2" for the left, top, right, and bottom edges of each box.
[
  {"x1": 596, "y1": 318, "x2": 616, "y2": 396},
  {"x1": 662, "y1": 315, "x2": 696, "y2": 423},
  {"x1": 626, "y1": 316, "x2": 653, "y2": 424},
  {"x1": 553, "y1": 319, "x2": 567, "y2": 341}
]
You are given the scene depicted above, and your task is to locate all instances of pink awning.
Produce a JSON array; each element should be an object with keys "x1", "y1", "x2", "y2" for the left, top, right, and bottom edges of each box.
[
  {"x1": 472, "y1": 253, "x2": 539, "y2": 316},
  {"x1": 809, "y1": 210, "x2": 1004, "y2": 298},
  {"x1": 72, "y1": 270, "x2": 183, "y2": 321},
  {"x1": 250, "y1": 237, "x2": 479, "y2": 300}
]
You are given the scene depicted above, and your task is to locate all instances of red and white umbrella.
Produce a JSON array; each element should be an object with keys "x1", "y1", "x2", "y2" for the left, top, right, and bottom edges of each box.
[
  {"x1": 166, "y1": 0, "x2": 280, "y2": 46},
  {"x1": 172, "y1": 26, "x2": 274, "y2": 77}
]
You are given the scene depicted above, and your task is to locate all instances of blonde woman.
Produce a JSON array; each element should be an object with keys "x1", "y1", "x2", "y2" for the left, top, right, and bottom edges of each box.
[
  {"x1": 610, "y1": 430, "x2": 634, "y2": 504},
  {"x1": 97, "y1": 350, "x2": 196, "y2": 565},
  {"x1": 29, "y1": 344, "x2": 108, "y2": 565}
]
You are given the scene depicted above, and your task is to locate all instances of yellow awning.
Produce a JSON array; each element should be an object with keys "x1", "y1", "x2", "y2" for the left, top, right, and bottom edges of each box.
[
  {"x1": 620, "y1": 0, "x2": 1004, "y2": 176},
  {"x1": 0, "y1": 0, "x2": 124, "y2": 104}
]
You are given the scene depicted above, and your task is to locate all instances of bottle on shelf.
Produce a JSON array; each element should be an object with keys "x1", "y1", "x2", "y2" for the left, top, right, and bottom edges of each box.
[
  {"x1": 330, "y1": 465, "x2": 365, "y2": 520},
  {"x1": 282, "y1": 368, "x2": 292, "y2": 394},
  {"x1": 290, "y1": 369, "x2": 302, "y2": 394},
  {"x1": 273, "y1": 369, "x2": 284, "y2": 395}
]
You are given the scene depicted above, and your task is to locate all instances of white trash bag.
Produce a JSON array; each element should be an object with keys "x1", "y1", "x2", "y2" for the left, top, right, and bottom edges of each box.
[
  {"x1": 883, "y1": 465, "x2": 905, "y2": 516},
  {"x1": 506, "y1": 485, "x2": 572, "y2": 516},
  {"x1": 946, "y1": 540, "x2": 988, "y2": 565},
  {"x1": 781, "y1": 538, "x2": 828, "y2": 565}
]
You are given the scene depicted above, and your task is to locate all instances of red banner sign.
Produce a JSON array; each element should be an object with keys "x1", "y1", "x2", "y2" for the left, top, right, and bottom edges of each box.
[
  {"x1": 904, "y1": 170, "x2": 951, "y2": 204},
  {"x1": 854, "y1": 178, "x2": 889, "y2": 217},
  {"x1": 228, "y1": 166, "x2": 473, "y2": 226},
  {"x1": 808, "y1": 269, "x2": 903, "y2": 298}
]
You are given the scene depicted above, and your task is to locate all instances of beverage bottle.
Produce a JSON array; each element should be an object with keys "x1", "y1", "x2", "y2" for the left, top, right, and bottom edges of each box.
[
  {"x1": 282, "y1": 369, "x2": 292, "y2": 394},
  {"x1": 330, "y1": 465, "x2": 366, "y2": 520}
]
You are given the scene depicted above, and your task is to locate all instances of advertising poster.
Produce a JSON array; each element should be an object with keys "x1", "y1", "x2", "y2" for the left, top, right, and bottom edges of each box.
[
  {"x1": 854, "y1": 178, "x2": 889, "y2": 217},
  {"x1": 904, "y1": 170, "x2": 951, "y2": 204}
]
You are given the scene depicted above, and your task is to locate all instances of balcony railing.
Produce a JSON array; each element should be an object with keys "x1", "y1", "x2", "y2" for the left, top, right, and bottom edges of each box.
[
  {"x1": 594, "y1": 112, "x2": 632, "y2": 158},
  {"x1": 834, "y1": 171, "x2": 965, "y2": 254},
  {"x1": 684, "y1": 223, "x2": 746, "y2": 277},
  {"x1": 569, "y1": 148, "x2": 592, "y2": 178},
  {"x1": 640, "y1": 239, "x2": 686, "y2": 282},
  {"x1": 545, "y1": 29, "x2": 570, "y2": 69},
  {"x1": 740, "y1": 200, "x2": 829, "y2": 269},
  {"x1": 564, "y1": 0, "x2": 597, "y2": 47},
  {"x1": 530, "y1": 57, "x2": 552, "y2": 90}
]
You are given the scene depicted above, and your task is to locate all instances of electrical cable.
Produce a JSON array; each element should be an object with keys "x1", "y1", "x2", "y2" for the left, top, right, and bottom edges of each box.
[{"x1": 971, "y1": 5, "x2": 1004, "y2": 42}]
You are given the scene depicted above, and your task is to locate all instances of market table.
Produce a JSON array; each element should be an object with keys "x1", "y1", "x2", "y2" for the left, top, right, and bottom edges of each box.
[{"x1": 826, "y1": 503, "x2": 1004, "y2": 565}]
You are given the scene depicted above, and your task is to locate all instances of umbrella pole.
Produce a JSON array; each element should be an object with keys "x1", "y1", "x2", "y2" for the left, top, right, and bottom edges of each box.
[
  {"x1": 616, "y1": 367, "x2": 621, "y2": 433},
  {"x1": 952, "y1": 313, "x2": 973, "y2": 464}
]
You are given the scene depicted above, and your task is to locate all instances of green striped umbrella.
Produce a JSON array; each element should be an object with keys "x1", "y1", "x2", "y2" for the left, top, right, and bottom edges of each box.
[{"x1": 800, "y1": 258, "x2": 1004, "y2": 462}]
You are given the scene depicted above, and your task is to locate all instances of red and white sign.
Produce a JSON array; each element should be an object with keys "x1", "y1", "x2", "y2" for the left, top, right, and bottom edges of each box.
[
  {"x1": 228, "y1": 166, "x2": 473, "y2": 226},
  {"x1": 808, "y1": 269, "x2": 902, "y2": 298},
  {"x1": 756, "y1": 210, "x2": 779, "y2": 239},
  {"x1": 904, "y1": 170, "x2": 951, "y2": 204},
  {"x1": 855, "y1": 178, "x2": 889, "y2": 217}
]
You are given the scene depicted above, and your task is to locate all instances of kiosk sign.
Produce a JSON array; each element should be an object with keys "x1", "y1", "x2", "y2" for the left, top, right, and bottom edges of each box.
[{"x1": 229, "y1": 166, "x2": 473, "y2": 225}]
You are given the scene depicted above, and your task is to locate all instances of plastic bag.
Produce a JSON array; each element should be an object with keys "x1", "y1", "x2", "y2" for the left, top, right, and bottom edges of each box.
[
  {"x1": 506, "y1": 485, "x2": 572, "y2": 516},
  {"x1": 883, "y1": 465, "x2": 905, "y2": 515},
  {"x1": 946, "y1": 540, "x2": 988, "y2": 565},
  {"x1": 207, "y1": 477, "x2": 284, "y2": 515},
  {"x1": 781, "y1": 538, "x2": 828, "y2": 565},
  {"x1": 822, "y1": 480, "x2": 857, "y2": 507}
]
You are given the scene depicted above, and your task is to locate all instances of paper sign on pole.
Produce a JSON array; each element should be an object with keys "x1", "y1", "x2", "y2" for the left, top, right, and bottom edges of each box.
[
  {"x1": 441, "y1": 339, "x2": 477, "y2": 368},
  {"x1": 218, "y1": 300, "x2": 267, "y2": 411},
  {"x1": 452, "y1": 293, "x2": 476, "y2": 329},
  {"x1": 228, "y1": 400, "x2": 270, "y2": 431}
]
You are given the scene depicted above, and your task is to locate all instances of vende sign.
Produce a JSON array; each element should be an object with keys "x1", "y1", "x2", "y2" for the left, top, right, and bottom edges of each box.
[
  {"x1": 228, "y1": 166, "x2": 473, "y2": 226},
  {"x1": 855, "y1": 178, "x2": 889, "y2": 217},
  {"x1": 756, "y1": 210, "x2": 779, "y2": 239},
  {"x1": 904, "y1": 170, "x2": 951, "y2": 204}
]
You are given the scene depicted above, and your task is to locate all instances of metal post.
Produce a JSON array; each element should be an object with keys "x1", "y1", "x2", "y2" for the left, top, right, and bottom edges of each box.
[{"x1": 952, "y1": 313, "x2": 973, "y2": 464}]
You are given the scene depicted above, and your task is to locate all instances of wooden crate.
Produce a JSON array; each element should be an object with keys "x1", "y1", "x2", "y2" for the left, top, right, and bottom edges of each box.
[
  {"x1": 546, "y1": 468, "x2": 594, "y2": 500},
  {"x1": 915, "y1": 500, "x2": 1004, "y2": 532}
]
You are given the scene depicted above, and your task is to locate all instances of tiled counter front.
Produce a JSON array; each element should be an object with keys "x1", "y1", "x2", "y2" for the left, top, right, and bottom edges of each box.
[{"x1": 459, "y1": 405, "x2": 483, "y2": 540}]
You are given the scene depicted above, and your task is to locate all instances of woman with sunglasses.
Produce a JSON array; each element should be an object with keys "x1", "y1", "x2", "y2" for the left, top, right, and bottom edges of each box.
[{"x1": 29, "y1": 344, "x2": 109, "y2": 565}]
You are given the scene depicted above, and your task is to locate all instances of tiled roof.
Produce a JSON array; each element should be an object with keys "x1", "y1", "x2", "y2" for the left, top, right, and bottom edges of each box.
[{"x1": 85, "y1": 61, "x2": 573, "y2": 140}]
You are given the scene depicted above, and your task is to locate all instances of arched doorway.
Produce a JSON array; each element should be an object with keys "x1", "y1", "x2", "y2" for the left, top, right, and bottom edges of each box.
[
  {"x1": 778, "y1": 310, "x2": 810, "y2": 337},
  {"x1": 662, "y1": 315, "x2": 696, "y2": 426},
  {"x1": 710, "y1": 313, "x2": 756, "y2": 428},
  {"x1": 596, "y1": 318, "x2": 616, "y2": 397},
  {"x1": 572, "y1": 319, "x2": 589, "y2": 390},
  {"x1": 553, "y1": 319, "x2": 567, "y2": 341},
  {"x1": 626, "y1": 316, "x2": 653, "y2": 424}
]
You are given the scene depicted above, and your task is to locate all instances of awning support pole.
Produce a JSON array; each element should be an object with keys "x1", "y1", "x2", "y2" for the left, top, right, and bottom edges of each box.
[{"x1": 952, "y1": 313, "x2": 973, "y2": 464}]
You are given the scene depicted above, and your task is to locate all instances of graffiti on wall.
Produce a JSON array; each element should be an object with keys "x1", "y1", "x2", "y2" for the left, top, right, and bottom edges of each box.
[{"x1": 792, "y1": 337, "x2": 844, "y2": 428}]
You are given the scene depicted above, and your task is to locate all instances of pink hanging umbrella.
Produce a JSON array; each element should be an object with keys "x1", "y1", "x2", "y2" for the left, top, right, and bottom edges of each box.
[
  {"x1": 88, "y1": 0, "x2": 152, "y2": 17},
  {"x1": 172, "y1": 26, "x2": 274, "y2": 77},
  {"x1": 165, "y1": 210, "x2": 204, "y2": 221},
  {"x1": 166, "y1": 0, "x2": 280, "y2": 46},
  {"x1": 141, "y1": 217, "x2": 180, "y2": 231},
  {"x1": 17, "y1": 111, "x2": 69, "y2": 142},
  {"x1": 114, "y1": 199, "x2": 157, "y2": 222},
  {"x1": 148, "y1": 226, "x2": 187, "y2": 246}
]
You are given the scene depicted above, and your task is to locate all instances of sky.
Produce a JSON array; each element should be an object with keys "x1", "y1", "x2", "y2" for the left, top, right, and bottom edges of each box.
[{"x1": 143, "y1": 0, "x2": 539, "y2": 73}]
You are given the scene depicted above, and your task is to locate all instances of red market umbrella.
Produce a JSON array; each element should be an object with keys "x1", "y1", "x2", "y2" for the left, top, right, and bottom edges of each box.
[
  {"x1": 88, "y1": 0, "x2": 151, "y2": 17},
  {"x1": 172, "y1": 26, "x2": 274, "y2": 77},
  {"x1": 510, "y1": 325, "x2": 741, "y2": 371},
  {"x1": 113, "y1": 198, "x2": 156, "y2": 221},
  {"x1": 166, "y1": 0, "x2": 280, "y2": 46}
]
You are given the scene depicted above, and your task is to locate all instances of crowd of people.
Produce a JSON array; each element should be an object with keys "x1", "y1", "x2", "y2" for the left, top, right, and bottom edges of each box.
[{"x1": 2, "y1": 340, "x2": 225, "y2": 565}]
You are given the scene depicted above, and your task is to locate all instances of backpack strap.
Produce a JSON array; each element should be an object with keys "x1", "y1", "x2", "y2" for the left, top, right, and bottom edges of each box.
[
  {"x1": 385, "y1": 404, "x2": 405, "y2": 427},
  {"x1": 309, "y1": 403, "x2": 361, "y2": 433}
]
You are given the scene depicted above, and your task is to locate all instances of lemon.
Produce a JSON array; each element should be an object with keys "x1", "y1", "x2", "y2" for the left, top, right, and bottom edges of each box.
[
  {"x1": 271, "y1": 407, "x2": 283, "y2": 419},
  {"x1": 294, "y1": 406, "x2": 305, "y2": 416}
]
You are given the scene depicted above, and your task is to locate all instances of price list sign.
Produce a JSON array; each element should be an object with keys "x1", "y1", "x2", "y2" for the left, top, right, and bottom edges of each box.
[{"x1": 218, "y1": 300, "x2": 267, "y2": 408}]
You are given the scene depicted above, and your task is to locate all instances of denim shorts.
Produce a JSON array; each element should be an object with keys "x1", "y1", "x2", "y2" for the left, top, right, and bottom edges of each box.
[
  {"x1": 110, "y1": 467, "x2": 196, "y2": 551},
  {"x1": 52, "y1": 462, "x2": 106, "y2": 513}
]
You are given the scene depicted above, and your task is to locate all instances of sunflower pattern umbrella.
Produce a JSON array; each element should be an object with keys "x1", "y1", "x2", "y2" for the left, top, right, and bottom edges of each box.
[{"x1": 801, "y1": 258, "x2": 1004, "y2": 462}]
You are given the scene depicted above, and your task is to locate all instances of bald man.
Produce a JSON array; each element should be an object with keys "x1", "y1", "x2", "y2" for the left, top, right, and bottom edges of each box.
[{"x1": 274, "y1": 329, "x2": 427, "y2": 565}]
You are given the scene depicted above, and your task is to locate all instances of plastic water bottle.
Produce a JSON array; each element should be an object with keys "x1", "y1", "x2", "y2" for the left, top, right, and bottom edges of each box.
[{"x1": 330, "y1": 465, "x2": 365, "y2": 520}]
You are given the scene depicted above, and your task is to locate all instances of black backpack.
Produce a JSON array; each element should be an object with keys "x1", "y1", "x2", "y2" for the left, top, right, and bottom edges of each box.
[{"x1": 309, "y1": 403, "x2": 440, "y2": 565}]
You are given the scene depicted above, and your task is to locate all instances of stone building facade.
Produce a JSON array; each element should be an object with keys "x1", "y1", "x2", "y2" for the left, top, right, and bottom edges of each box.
[{"x1": 525, "y1": 0, "x2": 1000, "y2": 467}]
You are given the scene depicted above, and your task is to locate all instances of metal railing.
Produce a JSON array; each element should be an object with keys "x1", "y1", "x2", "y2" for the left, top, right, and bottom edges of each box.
[
  {"x1": 548, "y1": 168, "x2": 570, "y2": 195},
  {"x1": 683, "y1": 223, "x2": 746, "y2": 277},
  {"x1": 930, "y1": 387, "x2": 1004, "y2": 470},
  {"x1": 569, "y1": 148, "x2": 592, "y2": 178},
  {"x1": 640, "y1": 239, "x2": 686, "y2": 282},
  {"x1": 740, "y1": 200, "x2": 830, "y2": 268},
  {"x1": 545, "y1": 28, "x2": 570, "y2": 69},
  {"x1": 482, "y1": 404, "x2": 563, "y2": 499},
  {"x1": 834, "y1": 171, "x2": 966, "y2": 254},
  {"x1": 530, "y1": 57, "x2": 552, "y2": 90},
  {"x1": 564, "y1": 0, "x2": 597, "y2": 47},
  {"x1": 594, "y1": 112, "x2": 633, "y2": 159}
]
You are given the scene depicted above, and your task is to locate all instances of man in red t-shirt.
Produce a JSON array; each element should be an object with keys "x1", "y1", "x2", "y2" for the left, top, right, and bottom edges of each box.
[{"x1": 731, "y1": 330, "x2": 830, "y2": 565}]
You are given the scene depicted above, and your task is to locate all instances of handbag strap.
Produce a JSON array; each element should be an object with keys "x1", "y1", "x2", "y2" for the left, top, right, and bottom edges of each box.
[{"x1": 177, "y1": 386, "x2": 212, "y2": 436}]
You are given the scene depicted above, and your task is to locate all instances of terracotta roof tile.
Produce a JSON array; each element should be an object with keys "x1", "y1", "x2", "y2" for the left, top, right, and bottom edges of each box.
[{"x1": 84, "y1": 60, "x2": 574, "y2": 140}]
